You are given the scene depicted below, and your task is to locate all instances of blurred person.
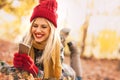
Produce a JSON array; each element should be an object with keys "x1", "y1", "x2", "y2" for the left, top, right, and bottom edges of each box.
[{"x1": 60, "y1": 28, "x2": 83, "y2": 80}]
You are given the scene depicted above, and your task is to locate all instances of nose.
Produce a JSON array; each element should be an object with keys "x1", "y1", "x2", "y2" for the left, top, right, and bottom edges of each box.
[{"x1": 36, "y1": 27, "x2": 42, "y2": 33}]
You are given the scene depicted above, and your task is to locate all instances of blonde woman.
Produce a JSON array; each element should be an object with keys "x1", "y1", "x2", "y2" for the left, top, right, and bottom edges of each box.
[{"x1": 13, "y1": 0, "x2": 62, "y2": 79}]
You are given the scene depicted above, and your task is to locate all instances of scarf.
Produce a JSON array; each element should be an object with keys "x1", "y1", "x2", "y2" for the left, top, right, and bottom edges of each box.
[
  {"x1": 29, "y1": 40, "x2": 62, "y2": 79},
  {"x1": 29, "y1": 40, "x2": 46, "y2": 60}
]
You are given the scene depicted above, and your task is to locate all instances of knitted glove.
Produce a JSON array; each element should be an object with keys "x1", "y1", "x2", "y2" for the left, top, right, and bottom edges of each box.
[
  {"x1": 21, "y1": 54, "x2": 38, "y2": 76},
  {"x1": 13, "y1": 53, "x2": 23, "y2": 68},
  {"x1": 13, "y1": 53, "x2": 38, "y2": 76}
]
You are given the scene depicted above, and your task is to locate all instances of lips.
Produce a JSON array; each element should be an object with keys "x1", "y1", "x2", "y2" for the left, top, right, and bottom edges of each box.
[{"x1": 35, "y1": 33, "x2": 43, "y2": 38}]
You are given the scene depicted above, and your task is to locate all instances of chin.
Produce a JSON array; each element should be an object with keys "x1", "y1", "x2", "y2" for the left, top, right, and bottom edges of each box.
[{"x1": 35, "y1": 39, "x2": 43, "y2": 43}]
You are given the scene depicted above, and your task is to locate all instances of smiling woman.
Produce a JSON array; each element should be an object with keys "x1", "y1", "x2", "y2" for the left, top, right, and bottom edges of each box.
[
  {"x1": 31, "y1": 18, "x2": 51, "y2": 43},
  {"x1": 13, "y1": 0, "x2": 63, "y2": 79},
  {"x1": 0, "y1": 0, "x2": 62, "y2": 79}
]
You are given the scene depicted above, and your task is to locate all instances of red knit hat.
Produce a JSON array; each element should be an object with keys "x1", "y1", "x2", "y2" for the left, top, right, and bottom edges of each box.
[{"x1": 30, "y1": 0, "x2": 58, "y2": 28}]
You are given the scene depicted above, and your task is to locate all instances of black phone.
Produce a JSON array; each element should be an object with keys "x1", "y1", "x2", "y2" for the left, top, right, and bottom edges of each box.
[{"x1": 19, "y1": 43, "x2": 30, "y2": 54}]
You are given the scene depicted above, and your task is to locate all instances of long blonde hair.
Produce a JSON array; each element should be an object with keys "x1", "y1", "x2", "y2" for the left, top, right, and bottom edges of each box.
[{"x1": 23, "y1": 18, "x2": 61, "y2": 62}]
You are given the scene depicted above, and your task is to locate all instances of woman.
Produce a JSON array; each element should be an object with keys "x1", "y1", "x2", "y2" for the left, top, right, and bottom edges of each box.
[{"x1": 13, "y1": 0, "x2": 62, "y2": 79}]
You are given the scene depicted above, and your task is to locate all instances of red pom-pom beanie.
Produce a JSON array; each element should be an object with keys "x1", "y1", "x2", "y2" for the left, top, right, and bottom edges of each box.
[{"x1": 30, "y1": 0, "x2": 58, "y2": 28}]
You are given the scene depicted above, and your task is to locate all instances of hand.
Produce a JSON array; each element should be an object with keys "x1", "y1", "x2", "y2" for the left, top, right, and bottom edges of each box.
[
  {"x1": 21, "y1": 54, "x2": 38, "y2": 76},
  {"x1": 13, "y1": 53, "x2": 23, "y2": 68},
  {"x1": 13, "y1": 53, "x2": 38, "y2": 76}
]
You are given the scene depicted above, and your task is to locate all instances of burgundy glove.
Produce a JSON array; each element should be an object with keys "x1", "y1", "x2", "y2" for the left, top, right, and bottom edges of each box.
[{"x1": 13, "y1": 53, "x2": 38, "y2": 76}]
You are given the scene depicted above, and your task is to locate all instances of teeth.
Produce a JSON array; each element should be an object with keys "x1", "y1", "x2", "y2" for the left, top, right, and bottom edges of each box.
[{"x1": 36, "y1": 34, "x2": 42, "y2": 37}]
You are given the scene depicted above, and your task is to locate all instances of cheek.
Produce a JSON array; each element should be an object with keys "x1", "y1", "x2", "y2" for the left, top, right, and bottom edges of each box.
[
  {"x1": 46, "y1": 29, "x2": 50, "y2": 36},
  {"x1": 31, "y1": 28, "x2": 35, "y2": 34},
  {"x1": 48, "y1": 28, "x2": 51, "y2": 34}
]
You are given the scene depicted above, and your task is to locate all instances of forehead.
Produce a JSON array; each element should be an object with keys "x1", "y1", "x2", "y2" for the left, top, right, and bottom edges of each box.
[{"x1": 33, "y1": 18, "x2": 48, "y2": 24}]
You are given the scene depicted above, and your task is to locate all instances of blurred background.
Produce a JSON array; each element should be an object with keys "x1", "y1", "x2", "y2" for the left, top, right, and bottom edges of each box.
[{"x1": 0, "y1": 0, "x2": 120, "y2": 80}]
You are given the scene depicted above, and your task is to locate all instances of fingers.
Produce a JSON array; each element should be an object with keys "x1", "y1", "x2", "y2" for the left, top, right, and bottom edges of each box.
[
  {"x1": 21, "y1": 54, "x2": 34, "y2": 64},
  {"x1": 14, "y1": 53, "x2": 34, "y2": 69},
  {"x1": 13, "y1": 53, "x2": 23, "y2": 68},
  {"x1": 13, "y1": 61, "x2": 22, "y2": 68}
]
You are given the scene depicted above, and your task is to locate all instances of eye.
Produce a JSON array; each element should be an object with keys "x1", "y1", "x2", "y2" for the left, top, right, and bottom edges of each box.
[
  {"x1": 32, "y1": 24, "x2": 38, "y2": 28},
  {"x1": 41, "y1": 25, "x2": 48, "y2": 28}
]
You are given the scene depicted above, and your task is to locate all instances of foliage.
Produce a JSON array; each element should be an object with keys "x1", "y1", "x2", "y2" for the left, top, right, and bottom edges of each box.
[
  {"x1": 0, "y1": 0, "x2": 37, "y2": 42},
  {"x1": 0, "y1": 0, "x2": 36, "y2": 16},
  {"x1": 97, "y1": 29, "x2": 119, "y2": 53}
]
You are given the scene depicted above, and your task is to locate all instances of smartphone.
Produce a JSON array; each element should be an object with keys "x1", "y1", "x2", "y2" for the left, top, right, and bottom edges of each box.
[{"x1": 19, "y1": 43, "x2": 30, "y2": 54}]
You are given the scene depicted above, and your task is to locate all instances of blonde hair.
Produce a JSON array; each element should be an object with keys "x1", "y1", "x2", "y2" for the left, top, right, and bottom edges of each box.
[{"x1": 23, "y1": 18, "x2": 61, "y2": 62}]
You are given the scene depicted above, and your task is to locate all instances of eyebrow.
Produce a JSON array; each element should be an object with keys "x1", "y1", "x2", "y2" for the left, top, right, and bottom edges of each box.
[{"x1": 33, "y1": 22, "x2": 49, "y2": 27}]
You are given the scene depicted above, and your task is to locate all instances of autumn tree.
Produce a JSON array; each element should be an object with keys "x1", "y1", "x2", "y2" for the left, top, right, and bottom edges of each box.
[{"x1": 0, "y1": 0, "x2": 37, "y2": 42}]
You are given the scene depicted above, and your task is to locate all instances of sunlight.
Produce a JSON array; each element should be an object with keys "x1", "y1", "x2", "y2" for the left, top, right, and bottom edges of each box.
[
  {"x1": 12, "y1": 0, "x2": 21, "y2": 7},
  {"x1": 0, "y1": 10, "x2": 15, "y2": 23},
  {"x1": 57, "y1": 0, "x2": 87, "y2": 41}
]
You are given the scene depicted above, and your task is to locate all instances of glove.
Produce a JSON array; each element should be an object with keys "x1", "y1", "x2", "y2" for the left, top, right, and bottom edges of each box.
[
  {"x1": 13, "y1": 53, "x2": 38, "y2": 76},
  {"x1": 13, "y1": 53, "x2": 23, "y2": 68},
  {"x1": 21, "y1": 54, "x2": 38, "y2": 76}
]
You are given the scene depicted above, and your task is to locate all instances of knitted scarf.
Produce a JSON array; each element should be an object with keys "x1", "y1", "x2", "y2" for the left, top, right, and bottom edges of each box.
[
  {"x1": 29, "y1": 40, "x2": 46, "y2": 61},
  {"x1": 29, "y1": 40, "x2": 62, "y2": 79}
]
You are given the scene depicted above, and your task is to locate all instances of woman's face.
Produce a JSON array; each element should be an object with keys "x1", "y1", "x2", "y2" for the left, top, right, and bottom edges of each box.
[{"x1": 31, "y1": 18, "x2": 51, "y2": 43}]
